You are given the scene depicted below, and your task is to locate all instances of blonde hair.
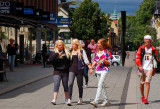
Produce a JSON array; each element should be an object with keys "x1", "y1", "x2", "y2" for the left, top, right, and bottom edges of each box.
[
  {"x1": 98, "y1": 38, "x2": 112, "y2": 51},
  {"x1": 71, "y1": 39, "x2": 82, "y2": 59},
  {"x1": 54, "y1": 40, "x2": 70, "y2": 59}
]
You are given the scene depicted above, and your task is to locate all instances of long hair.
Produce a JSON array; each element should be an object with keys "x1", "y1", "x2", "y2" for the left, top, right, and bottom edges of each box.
[
  {"x1": 54, "y1": 40, "x2": 70, "y2": 59},
  {"x1": 71, "y1": 39, "x2": 82, "y2": 59},
  {"x1": 98, "y1": 38, "x2": 112, "y2": 51}
]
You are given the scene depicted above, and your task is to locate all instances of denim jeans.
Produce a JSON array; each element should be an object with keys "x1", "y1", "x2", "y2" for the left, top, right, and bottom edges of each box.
[
  {"x1": 8, "y1": 55, "x2": 15, "y2": 70},
  {"x1": 53, "y1": 75, "x2": 68, "y2": 92},
  {"x1": 83, "y1": 66, "x2": 88, "y2": 85},
  {"x1": 94, "y1": 72, "x2": 108, "y2": 103}
]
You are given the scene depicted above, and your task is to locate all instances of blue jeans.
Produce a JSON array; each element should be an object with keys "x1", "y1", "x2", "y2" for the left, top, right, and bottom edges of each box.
[
  {"x1": 8, "y1": 55, "x2": 15, "y2": 70},
  {"x1": 83, "y1": 66, "x2": 88, "y2": 85}
]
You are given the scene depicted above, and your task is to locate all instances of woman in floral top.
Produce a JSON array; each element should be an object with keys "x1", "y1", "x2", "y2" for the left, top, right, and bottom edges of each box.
[{"x1": 90, "y1": 38, "x2": 112, "y2": 107}]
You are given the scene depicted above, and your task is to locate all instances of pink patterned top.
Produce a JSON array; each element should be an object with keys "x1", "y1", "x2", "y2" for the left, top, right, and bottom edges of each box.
[{"x1": 94, "y1": 50, "x2": 113, "y2": 72}]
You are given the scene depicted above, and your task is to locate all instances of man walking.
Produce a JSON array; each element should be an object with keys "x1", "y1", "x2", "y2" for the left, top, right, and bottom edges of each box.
[
  {"x1": 88, "y1": 39, "x2": 97, "y2": 63},
  {"x1": 136, "y1": 35, "x2": 158, "y2": 104}
]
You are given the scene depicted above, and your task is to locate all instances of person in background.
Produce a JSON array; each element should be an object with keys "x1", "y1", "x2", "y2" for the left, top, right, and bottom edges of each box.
[
  {"x1": 49, "y1": 40, "x2": 70, "y2": 105},
  {"x1": 67, "y1": 39, "x2": 92, "y2": 106},
  {"x1": 82, "y1": 40, "x2": 91, "y2": 88},
  {"x1": 0, "y1": 43, "x2": 2, "y2": 56},
  {"x1": 42, "y1": 44, "x2": 47, "y2": 68},
  {"x1": 88, "y1": 39, "x2": 97, "y2": 63},
  {"x1": 7, "y1": 38, "x2": 16, "y2": 72},
  {"x1": 127, "y1": 52, "x2": 130, "y2": 59},
  {"x1": 90, "y1": 38, "x2": 113, "y2": 107},
  {"x1": 136, "y1": 35, "x2": 158, "y2": 104}
]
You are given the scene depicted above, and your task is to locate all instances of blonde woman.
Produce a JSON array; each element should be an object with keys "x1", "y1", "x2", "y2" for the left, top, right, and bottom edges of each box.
[
  {"x1": 49, "y1": 40, "x2": 70, "y2": 105},
  {"x1": 67, "y1": 39, "x2": 92, "y2": 106}
]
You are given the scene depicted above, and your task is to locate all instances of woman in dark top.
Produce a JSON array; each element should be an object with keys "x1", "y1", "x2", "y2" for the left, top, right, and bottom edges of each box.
[
  {"x1": 7, "y1": 38, "x2": 16, "y2": 72},
  {"x1": 49, "y1": 40, "x2": 70, "y2": 105},
  {"x1": 82, "y1": 40, "x2": 91, "y2": 87},
  {"x1": 67, "y1": 39, "x2": 92, "y2": 106}
]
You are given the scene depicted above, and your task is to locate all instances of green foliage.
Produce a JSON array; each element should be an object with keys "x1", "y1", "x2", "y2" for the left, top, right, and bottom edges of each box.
[
  {"x1": 119, "y1": 15, "x2": 137, "y2": 44},
  {"x1": 0, "y1": 27, "x2": 7, "y2": 40},
  {"x1": 69, "y1": 0, "x2": 108, "y2": 40},
  {"x1": 119, "y1": 0, "x2": 158, "y2": 48},
  {"x1": 136, "y1": 0, "x2": 156, "y2": 26},
  {"x1": 0, "y1": 32, "x2": 7, "y2": 40}
]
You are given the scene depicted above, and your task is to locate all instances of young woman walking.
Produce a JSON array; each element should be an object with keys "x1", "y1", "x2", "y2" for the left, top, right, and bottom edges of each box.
[
  {"x1": 49, "y1": 40, "x2": 70, "y2": 105},
  {"x1": 90, "y1": 38, "x2": 113, "y2": 107},
  {"x1": 67, "y1": 39, "x2": 92, "y2": 106},
  {"x1": 81, "y1": 40, "x2": 91, "y2": 88}
]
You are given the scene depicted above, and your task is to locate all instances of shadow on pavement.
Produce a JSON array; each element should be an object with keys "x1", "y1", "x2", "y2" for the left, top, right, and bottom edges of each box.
[
  {"x1": 0, "y1": 76, "x2": 53, "y2": 99},
  {"x1": 119, "y1": 102, "x2": 138, "y2": 106},
  {"x1": 150, "y1": 100, "x2": 160, "y2": 103},
  {"x1": 87, "y1": 86, "x2": 109, "y2": 88}
]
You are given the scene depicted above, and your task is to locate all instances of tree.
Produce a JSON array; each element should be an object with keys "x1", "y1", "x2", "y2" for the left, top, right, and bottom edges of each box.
[
  {"x1": 68, "y1": 0, "x2": 108, "y2": 40},
  {"x1": 118, "y1": 0, "x2": 158, "y2": 49},
  {"x1": 134, "y1": 0, "x2": 157, "y2": 46},
  {"x1": 136, "y1": 0, "x2": 156, "y2": 26},
  {"x1": 0, "y1": 27, "x2": 7, "y2": 40}
]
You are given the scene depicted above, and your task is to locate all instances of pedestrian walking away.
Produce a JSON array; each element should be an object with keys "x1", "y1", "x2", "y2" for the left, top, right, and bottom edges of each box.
[
  {"x1": 136, "y1": 35, "x2": 158, "y2": 104},
  {"x1": 49, "y1": 40, "x2": 70, "y2": 105},
  {"x1": 7, "y1": 38, "x2": 17, "y2": 72},
  {"x1": 67, "y1": 39, "x2": 92, "y2": 106},
  {"x1": 127, "y1": 52, "x2": 130, "y2": 59},
  {"x1": 82, "y1": 40, "x2": 91, "y2": 88},
  {"x1": 89, "y1": 38, "x2": 113, "y2": 107}
]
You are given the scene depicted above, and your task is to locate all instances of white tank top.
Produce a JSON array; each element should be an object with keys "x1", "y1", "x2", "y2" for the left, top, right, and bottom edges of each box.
[{"x1": 142, "y1": 47, "x2": 153, "y2": 70}]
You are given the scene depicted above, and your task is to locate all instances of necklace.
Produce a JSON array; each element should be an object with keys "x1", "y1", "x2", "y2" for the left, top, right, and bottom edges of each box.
[{"x1": 73, "y1": 50, "x2": 78, "y2": 55}]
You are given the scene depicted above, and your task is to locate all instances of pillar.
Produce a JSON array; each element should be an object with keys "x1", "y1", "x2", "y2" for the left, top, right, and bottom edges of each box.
[{"x1": 36, "y1": 28, "x2": 41, "y2": 53}]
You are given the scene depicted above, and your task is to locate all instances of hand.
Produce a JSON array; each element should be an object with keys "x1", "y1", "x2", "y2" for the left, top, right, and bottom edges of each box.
[
  {"x1": 139, "y1": 66, "x2": 143, "y2": 72},
  {"x1": 89, "y1": 69, "x2": 94, "y2": 74},
  {"x1": 59, "y1": 52, "x2": 62, "y2": 56},
  {"x1": 152, "y1": 70, "x2": 156, "y2": 76},
  {"x1": 98, "y1": 59, "x2": 105, "y2": 64}
]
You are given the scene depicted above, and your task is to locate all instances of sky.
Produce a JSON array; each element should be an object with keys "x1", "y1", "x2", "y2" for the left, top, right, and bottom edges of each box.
[{"x1": 58, "y1": 0, "x2": 142, "y2": 18}]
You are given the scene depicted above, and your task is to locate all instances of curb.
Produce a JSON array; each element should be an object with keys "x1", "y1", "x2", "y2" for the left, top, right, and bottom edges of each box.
[
  {"x1": 119, "y1": 67, "x2": 133, "y2": 109},
  {"x1": 0, "y1": 72, "x2": 52, "y2": 95}
]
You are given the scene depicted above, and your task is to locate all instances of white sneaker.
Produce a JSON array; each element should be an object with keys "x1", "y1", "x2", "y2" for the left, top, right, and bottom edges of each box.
[
  {"x1": 101, "y1": 101, "x2": 111, "y2": 106},
  {"x1": 65, "y1": 99, "x2": 68, "y2": 104},
  {"x1": 84, "y1": 84, "x2": 88, "y2": 88},
  {"x1": 67, "y1": 99, "x2": 72, "y2": 106},
  {"x1": 90, "y1": 101, "x2": 98, "y2": 107},
  {"x1": 51, "y1": 99, "x2": 56, "y2": 105},
  {"x1": 77, "y1": 98, "x2": 83, "y2": 105}
]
